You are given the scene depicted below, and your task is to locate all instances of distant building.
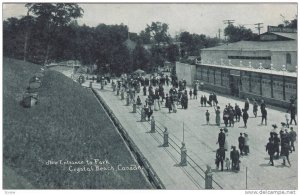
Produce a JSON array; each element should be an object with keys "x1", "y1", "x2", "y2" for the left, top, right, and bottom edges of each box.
[
  {"x1": 201, "y1": 26, "x2": 297, "y2": 72},
  {"x1": 176, "y1": 26, "x2": 297, "y2": 107}
]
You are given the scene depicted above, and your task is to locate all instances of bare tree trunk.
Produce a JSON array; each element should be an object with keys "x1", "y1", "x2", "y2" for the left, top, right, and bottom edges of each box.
[{"x1": 23, "y1": 31, "x2": 28, "y2": 61}]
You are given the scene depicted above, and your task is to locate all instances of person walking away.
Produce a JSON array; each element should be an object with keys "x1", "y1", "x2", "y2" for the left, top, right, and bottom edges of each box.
[
  {"x1": 200, "y1": 95, "x2": 204, "y2": 107},
  {"x1": 189, "y1": 89, "x2": 193, "y2": 100},
  {"x1": 266, "y1": 138, "x2": 275, "y2": 166},
  {"x1": 214, "y1": 106, "x2": 221, "y2": 126},
  {"x1": 206, "y1": 110, "x2": 210, "y2": 125},
  {"x1": 244, "y1": 133, "x2": 249, "y2": 155},
  {"x1": 217, "y1": 129, "x2": 226, "y2": 149},
  {"x1": 281, "y1": 140, "x2": 291, "y2": 167},
  {"x1": 235, "y1": 104, "x2": 241, "y2": 122},
  {"x1": 244, "y1": 98, "x2": 250, "y2": 111},
  {"x1": 238, "y1": 133, "x2": 245, "y2": 156},
  {"x1": 261, "y1": 108, "x2": 267, "y2": 125},
  {"x1": 242, "y1": 109, "x2": 249, "y2": 128},
  {"x1": 193, "y1": 87, "x2": 197, "y2": 99},
  {"x1": 203, "y1": 95, "x2": 207, "y2": 107},
  {"x1": 253, "y1": 99, "x2": 258, "y2": 117},
  {"x1": 289, "y1": 127, "x2": 297, "y2": 152},
  {"x1": 289, "y1": 103, "x2": 297, "y2": 125},
  {"x1": 216, "y1": 147, "x2": 226, "y2": 171},
  {"x1": 223, "y1": 106, "x2": 229, "y2": 127},
  {"x1": 260, "y1": 100, "x2": 266, "y2": 115},
  {"x1": 230, "y1": 146, "x2": 240, "y2": 171}
]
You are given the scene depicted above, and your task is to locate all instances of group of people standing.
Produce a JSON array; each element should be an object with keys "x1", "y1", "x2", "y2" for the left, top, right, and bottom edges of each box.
[
  {"x1": 109, "y1": 73, "x2": 297, "y2": 173},
  {"x1": 215, "y1": 128, "x2": 250, "y2": 172},
  {"x1": 266, "y1": 124, "x2": 297, "y2": 167}
]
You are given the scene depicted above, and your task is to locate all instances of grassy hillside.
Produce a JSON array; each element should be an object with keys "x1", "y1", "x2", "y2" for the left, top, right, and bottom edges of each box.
[{"x1": 3, "y1": 58, "x2": 152, "y2": 189}]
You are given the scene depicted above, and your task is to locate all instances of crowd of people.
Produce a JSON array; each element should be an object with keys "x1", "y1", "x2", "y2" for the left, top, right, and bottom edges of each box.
[{"x1": 102, "y1": 72, "x2": 297, "y2": 173}]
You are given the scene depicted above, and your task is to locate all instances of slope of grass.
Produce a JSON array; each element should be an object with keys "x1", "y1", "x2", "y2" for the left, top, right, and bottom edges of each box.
[{"x1": 3, "y1": 58, "x2": 152, "y2": 189}]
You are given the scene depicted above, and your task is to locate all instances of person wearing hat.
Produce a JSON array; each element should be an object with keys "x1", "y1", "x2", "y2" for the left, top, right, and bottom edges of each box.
[
  {"x1": 215, "y1": 146, "x2": 226, "y2": 171},
  {"x1": 238, "y1": 133, "x2": 245, "y2": 156},
  {"x1": 266, "y1": 138, "x2": 275, "y2": 166},
  {"x1": 244, "y1": 133, "x2": 250, "y2": 155},
  {"x1": 280, "y1": 136, "x2": 291, "y2": 167},
  {"x1": 253, "y1": 99, "x2": 258, "y2": 118},
  {"x1": 214, "y1": 106, "x2": 221, "y2": 126},
  {"x1": 289, "y1": 127, "x2": 297, "y2": 152},
  {"x1": 261, "y1": 108, "x2": 267, "y2": 126},
  {"x1": 242, "y1": 109, "x2": 249, "y2": 128},
  {"x1": 273, "y1": 133, "x2": 281, "y2": 159},
  {"x1": 217, "y1": 129, "x2": 226, "y2": 149},
  {"x1": 271, "y1": 124, "x2": 278, "y2": 135},
  {"x1": 230, "y1": 146, "x2": 240, "y2": 171}
]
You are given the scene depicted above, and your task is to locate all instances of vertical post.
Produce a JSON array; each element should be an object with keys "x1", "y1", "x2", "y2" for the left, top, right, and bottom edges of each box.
[
  {"x1": 270, "y1": 75, "x2": 274, "y2": 98},
  {"x1": 205, "y1": 165, "x2": 213, "y2": 189},
  {"x1": 132, "y1": 102, "x2": 136, "y2": 113},
  {"x1": 89, "y1": 81, "x2": 92, "y2": 88},
  {"x1": 151, "y1": 116, "x2": 155, "y2": 133},
  {"x1": 246, "y1": 167, "x2": 248, "y2": 189},
  {"x1": 180, "y1": 142, "x2": 187, "y2": 166},
  {"x1": 183, "y1": 122, "x2": 185, "y2": 143},
  {"x1": 163, "y1": 127, "x2": 169, "y2": 147},
  {"x1": 126, "y1": 95, "x2": 130, "y2": 106},
  {"x1": 259, "y1": 74, "x2": 263, "y2": 96},
  {"x1": 283, "y1": 75, "x2": 286, "y2": 101}
]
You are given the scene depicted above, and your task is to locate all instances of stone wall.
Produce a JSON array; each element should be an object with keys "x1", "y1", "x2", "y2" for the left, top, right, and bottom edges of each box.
[{"x1": 175, "y1": 62, "x2": 196, "y2": 86}]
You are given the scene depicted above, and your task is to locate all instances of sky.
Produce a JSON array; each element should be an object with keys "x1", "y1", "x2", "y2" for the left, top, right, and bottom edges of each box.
[{"x1": 2, "y1": 3, "x2": 297, "y2": 37}]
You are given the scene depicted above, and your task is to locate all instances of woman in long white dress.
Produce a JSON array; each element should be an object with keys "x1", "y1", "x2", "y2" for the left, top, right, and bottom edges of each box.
[{"x1": 224, "y1": 128, "x2": 229, "y2": 151}]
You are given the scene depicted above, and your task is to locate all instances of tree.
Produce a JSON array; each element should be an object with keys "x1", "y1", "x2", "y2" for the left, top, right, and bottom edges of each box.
[
  {"x1": 139, "y1": 30, "x2": 151, "y2": 44},
  {"x1": 278, "y1": 15, "x2": 297, "y2": 29},
  {"x1": 25, "y1": 3, "x2": 83, "y2": 64},
  {"x1": 166, "y1": 44, "x2": 179, "y2": 63},
  {"x1": 224, "y1": 24, "x2": 258, "y2": 43},
  {"x1": 179, "y1": 31, "x2": 219, "y2": 57},
  {"x1": 145, "y1": 22, "x2": 170, "y2": 45},
  {"x1": 132, "y1": 39, "x2": 151, "y2": 71}
]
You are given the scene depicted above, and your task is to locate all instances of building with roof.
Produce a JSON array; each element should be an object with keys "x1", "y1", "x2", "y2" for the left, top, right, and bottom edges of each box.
[
  {"x1": 201, "y1": 26, "x2": 297, "y2": 72},
  {"x1": 176, "y1": 26, "x2": 297, "y2": 107}
]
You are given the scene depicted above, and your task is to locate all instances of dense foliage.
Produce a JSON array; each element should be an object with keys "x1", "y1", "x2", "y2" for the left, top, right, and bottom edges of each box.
[{"x1": 3, "y1": 3, "x2": 221, "y2": 75}]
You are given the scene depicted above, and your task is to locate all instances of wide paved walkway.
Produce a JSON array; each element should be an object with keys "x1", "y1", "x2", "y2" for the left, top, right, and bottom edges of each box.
[{"x1": 83, "y1": 80, "x2": 297, "y2": 190}]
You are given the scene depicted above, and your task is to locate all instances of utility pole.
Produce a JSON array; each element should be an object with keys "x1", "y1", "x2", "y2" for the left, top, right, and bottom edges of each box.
[
  {"x1": 223, "y1": 20, "x2": 235, "y2": 26},
  {"x1": 223, "y1": 20, "x2": 235, "y2": 42},
  {"x1": 254, "y1": 23, "x2": 264, "y2": 35},
  {"x1": 218, "y1": 28, "x2": 221, "y2": 40}
]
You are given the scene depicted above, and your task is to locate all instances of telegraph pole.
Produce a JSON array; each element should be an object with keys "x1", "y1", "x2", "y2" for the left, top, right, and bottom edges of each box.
[
  {"x1": 254, "y1": 23, "x2": 264, "y2": 35},
  {"x1": 223, "y1": 20, "x2": 235, "y2": 26},
  {"x1": 223, "y1": 20, "x2": 235, "y2": 41}
]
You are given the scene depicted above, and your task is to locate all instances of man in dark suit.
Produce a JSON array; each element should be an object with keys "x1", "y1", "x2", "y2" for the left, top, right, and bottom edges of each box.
[
  {"x1": 217, "y1": 129, "x2": 225, "y2": 148},
  {"x1": 216, "y1": 147, "x2": 226, "y2": 171}
]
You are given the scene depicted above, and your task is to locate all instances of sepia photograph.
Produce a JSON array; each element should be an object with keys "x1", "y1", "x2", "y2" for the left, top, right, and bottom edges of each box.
[{"x1": 2, "y1": 1, "x2": 298, "y2": 193}]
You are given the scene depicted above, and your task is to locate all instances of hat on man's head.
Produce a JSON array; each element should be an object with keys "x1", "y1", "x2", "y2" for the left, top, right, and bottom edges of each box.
[{"x1": 272, "y1": 124, "x2": 278, "y2": 129}]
